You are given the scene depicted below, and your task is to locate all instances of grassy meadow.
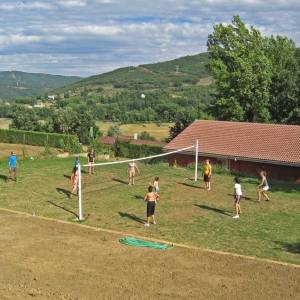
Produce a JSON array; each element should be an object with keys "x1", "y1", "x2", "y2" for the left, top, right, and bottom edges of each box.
[
  {"x1": 0, "y1": 157, "x2": 299, "y2": 264},
  {"x1": 0, "y1": 118, "x2": 11, "y2": 129},
  {"x1": 97, "y1": 121, "x2": 172, "y2": 140}
]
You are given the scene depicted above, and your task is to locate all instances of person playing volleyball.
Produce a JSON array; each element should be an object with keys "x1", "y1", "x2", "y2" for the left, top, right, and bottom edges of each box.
[
  {"x1": 203, "y1": 159, "x2": 212, "y2": 191},
  {"x1": 258, "y1": 170, "x2": 270, "y2": 201},
  {"x1": 128, "y1": 161, "x2": 139, "y2": 185},
  {"x1": 70, "y1": 166, "x2": 79, "y2": 198},
  {"x1": 87, "y1": 148, "x2": 96, "y2": 175},
  {"x1": 144, "y1": 185, "x2": 159, "y2": 227},
  {"x1": 149, "y1": 176, "x2": 160, "y2": 192},
  {"x1": 233, "y1": 177, "x2": 242, "y2": 219}
]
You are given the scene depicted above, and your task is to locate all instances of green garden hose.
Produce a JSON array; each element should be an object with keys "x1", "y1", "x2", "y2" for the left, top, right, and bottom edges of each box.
[{"x1": 119, "y1": 236, "x2": 173, "y2": 250}]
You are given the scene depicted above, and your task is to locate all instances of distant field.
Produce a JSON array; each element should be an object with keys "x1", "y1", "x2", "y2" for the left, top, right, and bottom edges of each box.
[
  {"x1": 0, "y1": 118, "x2": 11, "y2": 129},
  {"x1": 97, "y1": 121, "x2": 172, "y2": 140},
  {"x1": 0, "y1": 143, "x2": 59, "y2": 160}
]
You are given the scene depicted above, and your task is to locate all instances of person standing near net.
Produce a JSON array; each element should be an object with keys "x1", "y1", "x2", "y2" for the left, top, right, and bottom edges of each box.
[
  {"x1": 70, "y1": 166, "x2": 79, "y2": 198},
  {"x1": 128, "y1": 161, "x2": 139, "y2": 185},
  {"x1": 87, "y1": 148, "x2": 96, "y2": 175},
  {"x1": 8, "y1": 151, "x2": 17, "y2": 181},
  {"x1": 258, "y1": 170, "x2": 270, "y2": 201},
  {"x1": 233, "y1": 177, "x2": 242, "y2": 219},
  {"x1": 203, "y1": 159, "x2": 212, "y2": 191},
  {"x1": 144, "y1": 185, "x2": 159, "y2": 227},
  {"x1": 149, "y1": 177, "x2": 160, "y2": 192}
]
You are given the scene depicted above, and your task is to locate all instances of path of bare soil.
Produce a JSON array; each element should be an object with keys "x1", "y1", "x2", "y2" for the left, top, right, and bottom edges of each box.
[{"x1": 0, "y1": 210, "x2": 299, "y2": 300}]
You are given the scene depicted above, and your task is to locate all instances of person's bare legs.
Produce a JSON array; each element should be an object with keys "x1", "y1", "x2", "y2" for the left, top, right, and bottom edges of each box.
[
  {"x1": 257, "y1": 189, "x2": 261, "y2": 201},
  {"x1": 152, "y1": 215, "x2": 156, "y2": 224},
  {"x1": 208, "y1": 181, "x2": 211, "y2": 191},
  {"x1": 262, "y1": 191, "x2": 270, "y2": 201}
]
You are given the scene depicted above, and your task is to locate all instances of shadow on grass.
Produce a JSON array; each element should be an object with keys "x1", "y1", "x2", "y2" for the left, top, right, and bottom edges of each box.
[
  {"x1": 274, "y1": 241, "x2": 300, "y2": 254},
  {"x1": 134, "y1": 194, "x2": 144, "y2": 200},
  {"x1": 194, "y1": 204, "x2": 231, "y2": 216},
  {"x1": 112, "y1": 178, "x2": 128, "y2": 185},
  {"x1": 63, "y1": 175, "x2": 71, "y2": 180},
  {"x1": 56, "y1": 187, "x2": 71, "y2": 198},
  {"x1": 178, "y1": 182, "x2": 203, "y2": 189},
  {"x1": 48, "y1": 200, "x2": 79, "y2": 219},
  {"x1": 0, "y1": 174, "x2": 8, "y2": 182},
  {"x1": 118, "y1": 212, "x2": 145, "y2": 224},
  {"x1": 227, "y1": 193, "x2": 255, "y2": 202}
]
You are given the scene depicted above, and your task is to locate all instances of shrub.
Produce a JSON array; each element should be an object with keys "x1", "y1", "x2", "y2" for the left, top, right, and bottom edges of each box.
[
  {"x1": 0, "y1": 129, "x2": 82, "y2": 153},
  {"x1": 114, "y1": 140, "x2": 163, "y2": 159}
]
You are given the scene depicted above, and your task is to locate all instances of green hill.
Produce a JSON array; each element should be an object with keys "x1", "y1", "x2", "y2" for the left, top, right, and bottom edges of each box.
[
  {"x1": 0, "y1": 71, "x2": 81, "y2": 100},
  {"x1": 62, "y1": 52, "x2": 211, "y2": 93}
]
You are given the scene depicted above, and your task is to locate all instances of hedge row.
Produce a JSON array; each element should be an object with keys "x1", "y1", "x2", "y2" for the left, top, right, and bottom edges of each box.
[
  {"x1": 0, "y1": 129, "x2": 82, "y2": 153},
  {"x1": 114, "y1": 140, "x2": 164, "y2": 162}
]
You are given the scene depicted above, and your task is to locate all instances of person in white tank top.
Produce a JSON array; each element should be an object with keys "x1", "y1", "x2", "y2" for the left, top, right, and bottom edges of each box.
[
  {"x1": 233, "y1": 177, "x2": 242, "y2": 219},
  {"x1": 128, "y1": 161, "x2": 139, "y2": 185}
]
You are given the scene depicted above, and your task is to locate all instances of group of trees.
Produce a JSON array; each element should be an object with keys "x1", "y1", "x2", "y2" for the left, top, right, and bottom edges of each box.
[
  {"x1": 208, "y1": 16, "x2": 300, "y2": 124},
  {"x1": 9, "y1": 106, "x2": 99, "y2": 144}
]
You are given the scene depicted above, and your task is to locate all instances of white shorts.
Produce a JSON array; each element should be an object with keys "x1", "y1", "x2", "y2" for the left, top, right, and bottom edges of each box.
[
  {"x1": 263, "y1": 186, "x2": 269, "y2": 191},
  {"x1": 129, "y1": 170, "x2": 135, "y2": 177}
]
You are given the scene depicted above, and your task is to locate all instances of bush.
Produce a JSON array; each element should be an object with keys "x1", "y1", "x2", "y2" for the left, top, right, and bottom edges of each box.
[
  {"x1": 139, "y1": 131, "x2": 156, "y2": 141},
  {"x1": 114, "y1": 140, "x2": 163, "y2": 159},
  {"x1": 0, "y1": 129, "x2": 82, "y2": 153}
]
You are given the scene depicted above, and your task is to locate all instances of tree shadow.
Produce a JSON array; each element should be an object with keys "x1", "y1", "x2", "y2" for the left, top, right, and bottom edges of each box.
[
  {"x1": 56, "y1": 187, "x2": 71, "y2": 198},
  {"x1": 118, "y1": 212, "x2": 145, "y2": 224},
  {"x1": 63, "y1": 175, "x2": 71, "y2": 180},
  {"x1": 0, "y1": 174, "x2": 8, "y2": 182},
  {"x1": 273, "y1": 241, "x2": 300, "y2": 254},
  {"x1": 227, "y1": 193, "x2": 255, "y2": 202},
  {"x1": 134, "y1": 194, "x2": 144, "y2": 200},
  {"x1": 48, "y1": 200, "x2": 79, "y2": 219},
  {"x1": 194, "y1": 204, "x2": 231, "y2": 216},
  {"x1": 178, "y1": 182, "x2": 204, "y2": 189},
  {"x1": 112, "y1": 178, "x2": 128, "y2": 185}
]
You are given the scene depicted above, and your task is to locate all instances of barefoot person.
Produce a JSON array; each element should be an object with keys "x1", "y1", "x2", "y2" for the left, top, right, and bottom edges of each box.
[
  {"x1": 258, "y1": 170, "x2": 270, "y2": 201},
  {"x1": 149, "y1": 176, "x2": 160, "y2": 192},
  {"x1": 233, "y1": 177, "x2": 242, "y2": 219},
  {"x1": 87, "y1": 148, "x2": 95, "y2": 175},
  {"x1": 128, "y1": 161, "x2": 139, "y2": 185},
  {"x1": 8, "y1": 151, "x2": 17, "y2": 181},
  {"x1": 70, "y1": 166, "x2": 79, "y2": 198},
  {"x1": 144, "y1": 185, "x2": 159, "y2": 227},
  {"x1": 203, "y1": 159, "x2": 212, "y2": 190}
]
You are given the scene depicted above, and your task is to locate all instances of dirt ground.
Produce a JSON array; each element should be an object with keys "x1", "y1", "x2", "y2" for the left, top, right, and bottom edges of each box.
[{"x1": 0, "y1": 210, "x2": 299, "y2": 300}]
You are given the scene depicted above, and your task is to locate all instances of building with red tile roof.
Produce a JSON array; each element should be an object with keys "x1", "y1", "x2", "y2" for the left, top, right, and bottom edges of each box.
[{"x1": 164, "y1": 120, "x2": 300, "y2": 181}]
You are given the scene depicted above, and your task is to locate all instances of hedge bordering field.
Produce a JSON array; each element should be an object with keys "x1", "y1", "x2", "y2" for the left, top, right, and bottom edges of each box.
[{"x1": 0, "y1": 129, "x2": 82, "y2": 153}]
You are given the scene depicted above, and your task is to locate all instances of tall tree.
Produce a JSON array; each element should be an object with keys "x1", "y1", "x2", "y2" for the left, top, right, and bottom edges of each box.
[
  {"x1": 266, "y1": 36, "x2": 298, "y2": 123},
  {"x1": 207, "y1": 16, "x2": 272, "y2": 122}
]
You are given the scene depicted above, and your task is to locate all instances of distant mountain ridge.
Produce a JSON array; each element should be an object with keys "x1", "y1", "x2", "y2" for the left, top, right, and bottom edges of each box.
[
  {"x1": 0, "y1": 71, "x2": 82, "y2": 100},
  {"x1": 59, "y1": 52, "x2": 211, "y2": 93}
]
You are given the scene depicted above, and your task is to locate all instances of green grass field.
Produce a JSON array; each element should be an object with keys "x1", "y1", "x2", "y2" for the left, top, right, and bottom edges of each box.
[
  {"x1": 0, "y1": 157, "x2": 299, "y2": 264},
  {"x1": 97, "y1": 121, "x2": 172, "y2": 140}
]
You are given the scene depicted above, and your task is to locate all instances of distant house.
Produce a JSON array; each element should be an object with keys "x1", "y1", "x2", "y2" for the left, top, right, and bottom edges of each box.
[
  {"x1": 47, "y1": 95, "x2": 56, "y2": 101},
  {"x1": 164, "y1": 120, "x2": 300, "y2": 182}
]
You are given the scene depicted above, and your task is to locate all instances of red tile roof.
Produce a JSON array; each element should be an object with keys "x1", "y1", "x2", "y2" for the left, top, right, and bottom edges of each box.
[{"x1": 164, "y1": 120, "x2": 300, "y2": 166}]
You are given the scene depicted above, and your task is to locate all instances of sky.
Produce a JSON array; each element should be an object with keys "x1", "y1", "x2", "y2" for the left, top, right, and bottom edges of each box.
[{"x1": 0, "y1": 0, "x2": 299, "y2": 77}]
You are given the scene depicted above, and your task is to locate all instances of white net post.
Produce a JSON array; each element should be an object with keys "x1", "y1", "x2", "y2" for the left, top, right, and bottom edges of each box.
[
  {"x1": 77, "y1": 163, "x2": 84, "y2": 221},
  {"x1": 194, "y1": 139, "x2": 199, "y2": 181}
]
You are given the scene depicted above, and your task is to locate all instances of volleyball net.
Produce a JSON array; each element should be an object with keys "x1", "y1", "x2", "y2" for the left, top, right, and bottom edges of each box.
[{"x1": 76, "y1": 140, "x2": 199, "y2": 220}]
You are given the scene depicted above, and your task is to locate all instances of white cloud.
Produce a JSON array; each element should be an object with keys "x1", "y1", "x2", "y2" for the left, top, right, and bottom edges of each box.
[
  {"x1": 0, "y1": 1, "x2": 54, "y2": 11},
  {"x1": 57, "y1": 0, "x2": 88, "y2": 8}
]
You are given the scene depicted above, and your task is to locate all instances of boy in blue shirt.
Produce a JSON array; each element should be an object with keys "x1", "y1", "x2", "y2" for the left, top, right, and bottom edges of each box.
[{"x1": 8, "y1": 151, "x2": 17, "y2": 181}]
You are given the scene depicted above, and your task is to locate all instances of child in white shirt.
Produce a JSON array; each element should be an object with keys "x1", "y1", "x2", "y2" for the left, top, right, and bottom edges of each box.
[{"x1": 233, "y1": 177, "x2": 242, "y2": 219}]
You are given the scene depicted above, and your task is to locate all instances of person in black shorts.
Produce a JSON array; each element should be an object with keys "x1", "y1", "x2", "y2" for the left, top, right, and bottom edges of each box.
[
  {"x1": 144, "y1": 185, "x2": 159, "y2": 227},
  {"x1": 87, "y1": 148, "x2": 95, "y2": 175}
]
